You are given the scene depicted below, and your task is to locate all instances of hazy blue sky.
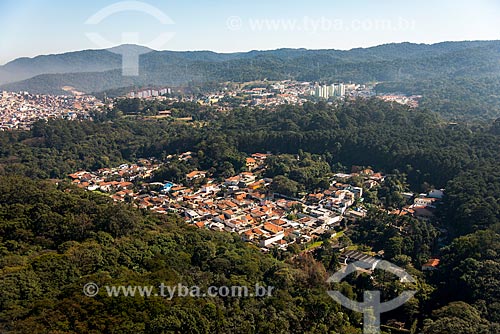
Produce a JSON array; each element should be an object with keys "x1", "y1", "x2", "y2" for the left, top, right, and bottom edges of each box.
[{"x1": 1, "y1": 0, "x2": 500, "y2": 64}]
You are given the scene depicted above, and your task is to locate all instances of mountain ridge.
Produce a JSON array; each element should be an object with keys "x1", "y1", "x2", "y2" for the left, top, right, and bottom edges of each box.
[
  {"x1": 2, "y1": 40, "x2": 499, "y2": 86},
  {"x1": 2, "y1": 40, "x2": 500, "y2": 120}
]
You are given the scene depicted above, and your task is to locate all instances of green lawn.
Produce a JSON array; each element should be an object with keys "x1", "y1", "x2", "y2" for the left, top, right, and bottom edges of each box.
[
  {"x1": 304, "y1": 230, "x2": 346, "y2": 250},
  {"x1": 304, "y1": 240, "x2": 323, "y2": 250},
  {"x1": 332, "y1": 230, "x2": 344, "y2": 239}
]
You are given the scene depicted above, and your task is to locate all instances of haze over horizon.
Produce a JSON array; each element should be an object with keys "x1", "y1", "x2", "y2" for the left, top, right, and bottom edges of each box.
[{"x1": 1, "y1": 0, "x2": 500, "y2": 65}]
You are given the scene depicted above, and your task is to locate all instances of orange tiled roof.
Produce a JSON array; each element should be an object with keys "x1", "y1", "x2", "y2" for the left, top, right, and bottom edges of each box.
[
  {"x1": 263, "y1": 222, "x2": 284, "y2": 234},
  {"x1": 186, "y1": 170, "x2": 205, "y2": 178},
  {"x1": 423, "y1": 258, "x2": 440, "y2": 267}
]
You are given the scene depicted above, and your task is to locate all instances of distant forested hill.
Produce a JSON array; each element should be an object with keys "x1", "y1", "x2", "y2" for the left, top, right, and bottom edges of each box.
[{"x1": 2, "y1": 41, "x2": 500, "y2": 119}]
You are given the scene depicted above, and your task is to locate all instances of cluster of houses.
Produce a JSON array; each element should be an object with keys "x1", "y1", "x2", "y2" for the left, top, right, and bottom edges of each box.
[
  {"x1": 68, "y1": 155, "x2": 443, "y2": 271},
  {"x1": 69, "y1": 154, "x2": 393, "y2": 251},
  {"x1": 376, "y1": 94, "x2": 421, "y2": 108},
  {"x1": 391, "y1": 188, "x2": 444, "y2": 221},
  {"x1": 125, "y1": 80, "x2": 374, "y2": 112},
  {"x1": 68, "y1": 159, "x2": 162, "y2": 197},
  {"x1": 0, "y1": 90, "x2": 103, "y2": 130}
]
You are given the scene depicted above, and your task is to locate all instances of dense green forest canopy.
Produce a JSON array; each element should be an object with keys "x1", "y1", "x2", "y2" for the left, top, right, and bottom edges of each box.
[
  {"x1": 0, "y1": 98, "x2": 499, "y2": 333},
  {"x1": 0, "y1": 176, "x2": 361, "y2": 333},
  {"x1": 2, "y1": 98, "x2": 498, "y2": 188}
]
